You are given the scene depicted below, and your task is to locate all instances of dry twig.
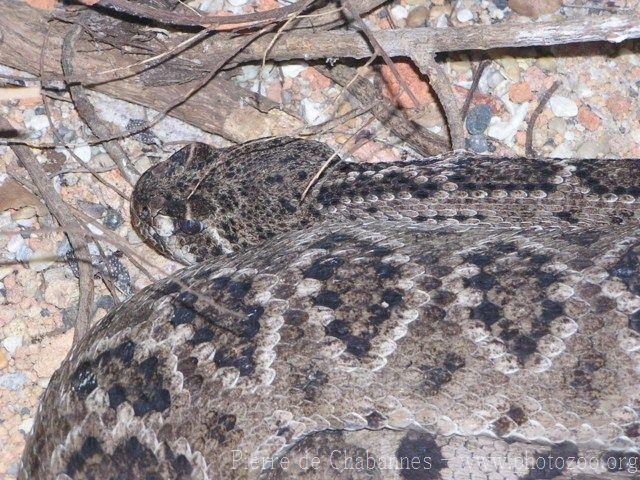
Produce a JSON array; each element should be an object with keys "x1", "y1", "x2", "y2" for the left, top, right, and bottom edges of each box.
[
  {"x1": 62, "y1": 23, "x2": 140, "y2": 185},
  {"x1": 2, "y1": 117, "x2": 95, "y2": 343},
  {"x1": 412, "y1": 52, "x2": 464, "y2": 150},
  {"x1": 316, "y1": 64, "x2": 449, "y2": 155},
  {"x1": 526, "y1": 80, "x2": 561, "y2": 158},
  {"x1": 461, "y1": 59, "x2": 490, "y2": 121}
]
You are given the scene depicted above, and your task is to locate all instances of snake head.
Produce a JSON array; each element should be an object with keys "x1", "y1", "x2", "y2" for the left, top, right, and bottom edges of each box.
[{"x1": 131, "y1": 137, "x2": 337, "y2": 264}]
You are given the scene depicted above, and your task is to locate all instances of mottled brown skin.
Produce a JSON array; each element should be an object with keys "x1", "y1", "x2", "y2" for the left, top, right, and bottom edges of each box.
[{"x1": 21, "y1": 138, "x2": 640, "y2": 479}]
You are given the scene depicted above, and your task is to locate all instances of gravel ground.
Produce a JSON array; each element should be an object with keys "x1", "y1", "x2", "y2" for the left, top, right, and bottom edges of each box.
[{"x1": 1, "y1": 0, "x2": 639, "y2": 476}]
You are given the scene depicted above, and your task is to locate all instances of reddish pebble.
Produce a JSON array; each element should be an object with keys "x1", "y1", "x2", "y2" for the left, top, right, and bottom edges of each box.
[
  {"x1": 606, "y1": 95, "x2": 631, "y2": 121},
  {"x1": 301, "y1": 68, "x2": 332, "y2": 90},
  {"x1": 577, "y1": 106, "x2": 601, "y2": 131},
  {"x1": 509, "y1": 82, "x2": 533, "y2": 103},
  {"x1": 380, "y1": 61, "x2": 437, "y2": 109},
  {"x1": 523, "y1": 66, "x2": 546, "y2": 92}
]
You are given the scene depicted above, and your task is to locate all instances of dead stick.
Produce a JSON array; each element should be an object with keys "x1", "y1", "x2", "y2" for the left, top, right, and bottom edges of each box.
[
  {"x1": 526, "y1": 80, "x2": 561, "y2": 158},
  {"x1": 341, "y1": 0, "x2": 421, "y2": 109},
  {"x1": 316, "y1": 64, "x2": 449, "y2": 155},
  {"x1": 412, "y1": 52, "x2": 464, "y2": 150},
  {"x1": 2, "y1": 117, "x2": 95, "y2": 342},
  {"x1": 461, "y1": 59, "x2": 489, "y2": 121},
  {"x1": 61, "y1": 23, "x2": 140, "y2": 185},
  {"x1": 200, "y1": 14, "x2": 640, "y2": 63}
]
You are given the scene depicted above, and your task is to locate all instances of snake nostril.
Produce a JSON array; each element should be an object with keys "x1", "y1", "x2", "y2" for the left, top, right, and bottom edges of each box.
[{"x1": 176, "y1": 218, "x2": 204, "y2": 235}]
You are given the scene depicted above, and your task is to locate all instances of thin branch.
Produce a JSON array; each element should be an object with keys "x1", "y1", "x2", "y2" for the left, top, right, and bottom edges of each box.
[
  {"x1": 340, "y1": 0, "x2": 421, "y2": 109},
  {"x1": 407, "y1": 52, "x2": 465, "y2": 150},
  {"x1": 38, "y1": 22, "x2": 129, "y2": 200},
  {"x1": 461, "y1": 59, "x2": 489, "y2": 121},
  {"x1": 526, "y1": 80, "x2": 561, "y2": 158},
  {"x1": 316, "y1": 64, "x2": 449, "y2": 155},
  {"x1": 2, "y1": 117, "x2": 95, "y2": 343},
  {"x1": 61, "y1": 23, "x2": 140, "y2": 185}
]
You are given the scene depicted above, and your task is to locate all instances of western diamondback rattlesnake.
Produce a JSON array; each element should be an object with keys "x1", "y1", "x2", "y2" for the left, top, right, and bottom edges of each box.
[{"x1": 19, "y1": 137, "x2": 640, "y2": 479}]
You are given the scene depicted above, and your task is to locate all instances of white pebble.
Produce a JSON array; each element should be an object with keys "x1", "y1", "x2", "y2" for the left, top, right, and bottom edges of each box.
[
  {"x1": 15, "y1": 244, "x2": 34, "y2": 263},
  {"x1": 6, "y1": 235, "x2": 25, "y2": 255},
  {"x1": 281, "y1": 62, "x2": 307, "y2": 79},
  {"x1": 235, "y1": 65, "x2": 260, "y2": 82},
  {"x1": 2, "y1": 335, "x2": 22, "y2": 354},
  {"x1": 19, "y1": 417, "x2": 34, "y2": 435},
  {"x1": 456, "y1": 8, "x2": 474, "y2": 22},
  {"x1": 390, "y1": 5, "x2": 408, "y2": 22},
  {"x1": 199, "y1": 0, "x2": 223, "y2": 11},
  {"x1": 549, "y1": 96, "x2": 578, "y2": 118},
  {"x1": 226, "y1": 0, "x2": 247, "y2": 6},
  {"x1": 551, "y1": 142, "x2": 574, "y2": 159},
  {"x1": 73, "y1": 145, "x2": 92, "y2": 163},
  {"x1": 301, "y1": 99, "x2": 330, "y2": 126},
  {"x1": 26, "y1": 115, "x2": 49, "y2": 132}
]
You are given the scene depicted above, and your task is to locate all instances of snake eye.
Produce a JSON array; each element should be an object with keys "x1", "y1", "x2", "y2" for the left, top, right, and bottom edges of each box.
[{"x1": 176, "y1": 219, "x2": 204, "y2": 235}]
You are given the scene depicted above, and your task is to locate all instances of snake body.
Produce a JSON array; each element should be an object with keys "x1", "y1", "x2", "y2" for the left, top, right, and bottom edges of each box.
[{"x1": 20, "y1": 137, "x2": 640, "y2": 479}]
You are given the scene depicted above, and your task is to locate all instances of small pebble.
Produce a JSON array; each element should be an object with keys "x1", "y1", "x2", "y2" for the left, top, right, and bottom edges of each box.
[
  {"x1": 0, "y1": 350, "x2": 8, "y2": 370},
  {"x1": 281, "y1": 63, "x2": 306, "y2": 79},
  {"x1": 226, "y1": 0, "x2": 247, "y2": 6},
  {"x1": 548, "y1": 117, "x2": 566, "y2": 134},
  {"x1": 456, "y1": 8, "x2": 474, "y2": 22},
  {"x1": 199, "y1": 0, "x2": 224, "y2": 11},
  {"x1": 498, "y1": 56, "x2": 520, "y2": 82},
  {"x1": 2, "y1": 335, "x2": 22, "y2": 354},
  {"x1": 508, "y1": 0, "x2": 561, "y2": 18},
  {"x1": 0, "y1": 372, "x2": 28, "y2": 391},
  {"x1": 406, "y1": 6, "x2": 429, "y2": 27},
  {"x1": 235, "y1": 65, "x2": 260, "y2": 82},
  {"x1": 482, "y1": 68, "x2": 506, "y2": 92},
  {"x1": 390, "y1": 5, "x2": 408, "y2": 22},
  {"x1": 57, "y1": 126, "x2": 77, "y2": 142},
  {"x1": 577, "y1": 106, "x2": 601, "y2": 131},
  {"x1": 509, "y1": 82, "x2": 533, "y2": 103},
  {"x1": 126, "y1": 119, "x2": 157, "y2": 145},
  {"x1": 549, "y1": 96, "x2": 579, "y2": 118},
  {"x1": 26, "y1": 115, "x2": 49, "y2": 132},
  {"x1": 576, "y1": 140, "x2": 600, "y2": 158},
  {"x1": 466, "y1": 134, "x2": 489, "y2": 153},
  {"x1": 493, "y1": 0, "x2": 508, "y2": 8},
  {"x1": 15, "y1": 244, "x2": 34, "y2": 264},
  {"x1": 103, "y1": 207, "x2": 124, "y2": 230},
  {"x1": 5, "y1": 464, "x2": 19, "y2": 477},
  {"x1": 301, "y1": 99, "x2": 331, "y2": 126},
  {"x1": 19, "y1": 417, "x2": 34, "y2": 435},
  {"x1": 466, "y1": 104, "x2": 492, "y2": 135},
  {"x1": 62, "y1": 306, "x2": 77, "y2": 330},
  {"x1": 551, "y1": 142, "x2": 574, "y2": 158},
  {"x1": 96, "y1": 295, "x2": 116, "y2": 310},
  {"x1": 73, "y1": 145, "x2": 92, "y2": 163}
]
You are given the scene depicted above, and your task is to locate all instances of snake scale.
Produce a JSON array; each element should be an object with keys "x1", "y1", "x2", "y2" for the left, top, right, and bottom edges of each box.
[{"x1": 19, "y1": 137, "x2": 640, "y2": 479}]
